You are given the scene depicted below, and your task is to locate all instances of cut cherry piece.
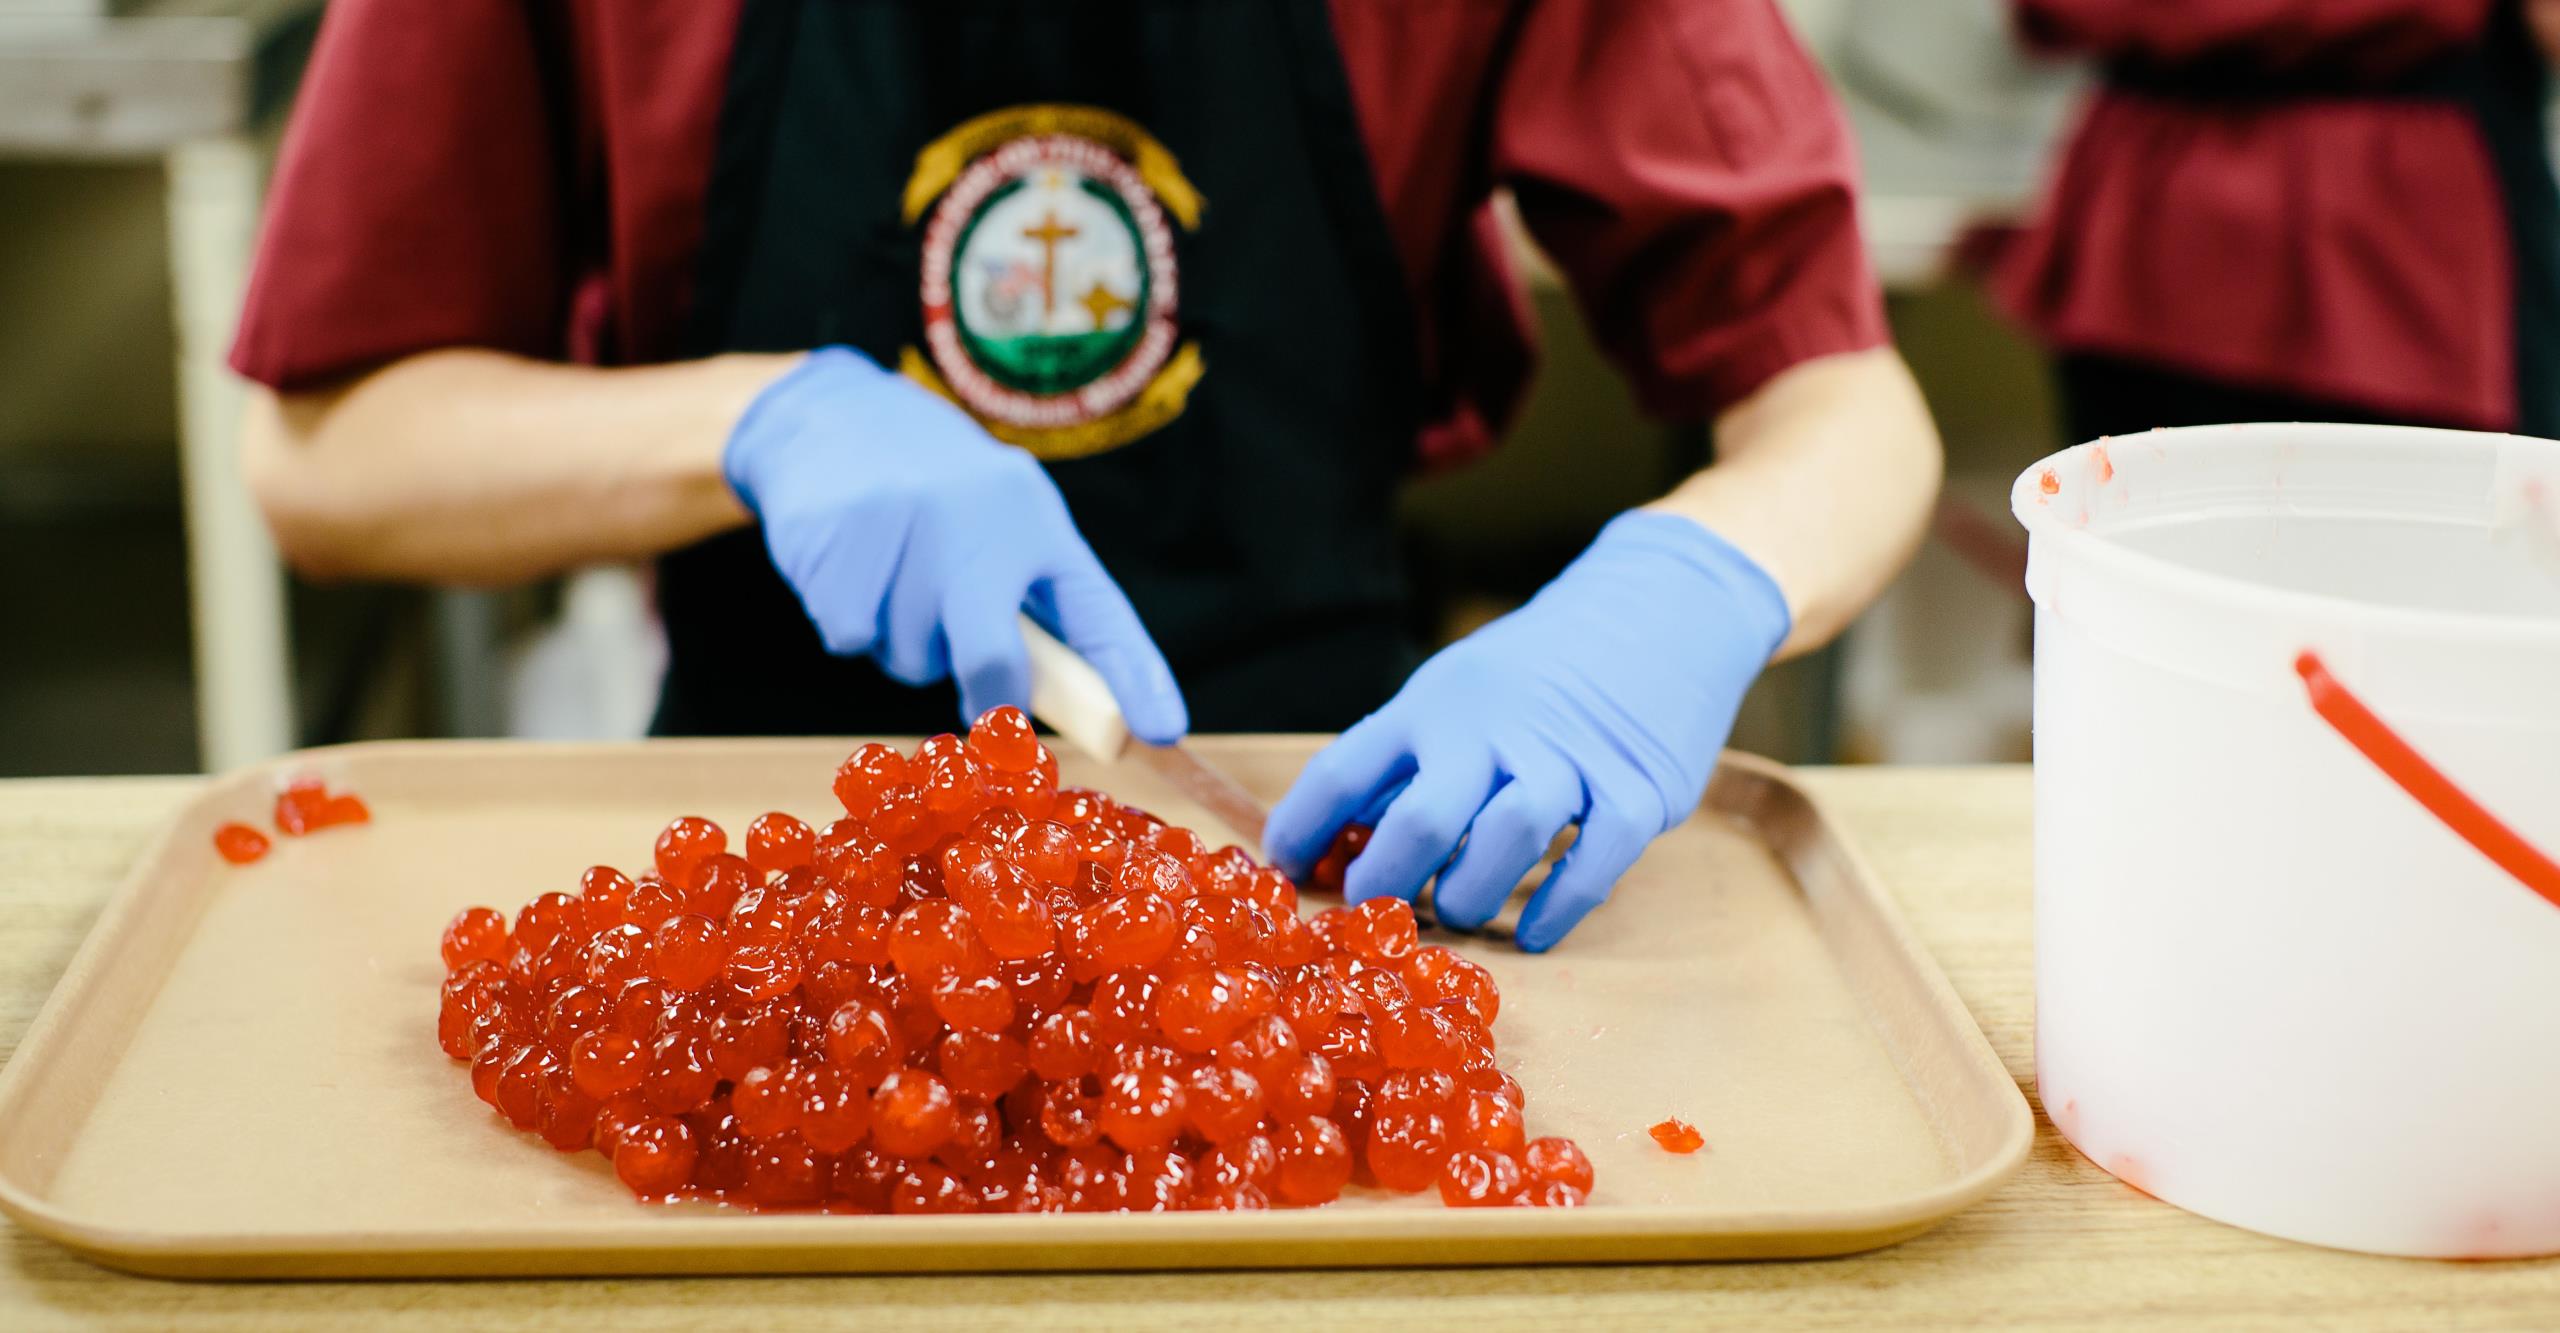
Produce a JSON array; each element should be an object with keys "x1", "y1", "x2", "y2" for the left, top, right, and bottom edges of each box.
[
  {"x1": 213, "y1": 822, "x2": 271, "y2": 865},
  {"x1": 273, "y1": 777, "x2": 329, "y2": 836},
  {"x1": 271, "y1": 774, "x2": 370, "y2": 837},
  {"x1": 1649, "y1": 1118, "x2": 1705, "y2": 1154},
  {"x1": 315, "y1": 793, "x2": 371, "y2": 829}
]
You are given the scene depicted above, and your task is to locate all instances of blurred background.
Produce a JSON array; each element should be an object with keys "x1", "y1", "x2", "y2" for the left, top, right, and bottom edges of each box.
[{"x1": 0, "y1": 0, "x2": 2479, "y2": 775}]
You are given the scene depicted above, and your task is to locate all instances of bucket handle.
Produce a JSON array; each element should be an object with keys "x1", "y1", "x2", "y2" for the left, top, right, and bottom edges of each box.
[{"x1": 2295, "y1": 650, "x2": 2560, "y2": 913}]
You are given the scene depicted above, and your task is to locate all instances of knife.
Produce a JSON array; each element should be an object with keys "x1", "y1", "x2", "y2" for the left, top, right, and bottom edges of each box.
[{"x1": 1015, "y1": 614, "x2": 1268, "y2": 851}]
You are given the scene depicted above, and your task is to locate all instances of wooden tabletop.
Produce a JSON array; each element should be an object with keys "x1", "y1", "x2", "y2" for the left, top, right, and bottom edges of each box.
[{"x1": 1, "y1": 769, "x2": 2553, "y2": 1329}]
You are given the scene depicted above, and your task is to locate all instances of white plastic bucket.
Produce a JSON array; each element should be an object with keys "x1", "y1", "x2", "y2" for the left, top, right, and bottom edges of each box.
[{"x1": 2011, "y1": 423, "x2": 2560, "y2": 1258}]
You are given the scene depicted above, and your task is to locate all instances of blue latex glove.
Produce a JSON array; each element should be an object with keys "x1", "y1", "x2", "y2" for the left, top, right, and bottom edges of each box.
[
  {"x1": 723, "y1": 346, "x2": 1187, "y2": 742},
  {"x1": 1265, "y1": 511, "x2": 1790, "y2": 950}
]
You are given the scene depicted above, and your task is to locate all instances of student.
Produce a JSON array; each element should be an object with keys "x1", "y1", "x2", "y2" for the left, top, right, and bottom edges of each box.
[
  {"x1": 2000, "y1": 0, "x2": 2560, "y2": 443},
  {"x1": 232, "y1": 1, "x2": 1942, "y2": 948}
]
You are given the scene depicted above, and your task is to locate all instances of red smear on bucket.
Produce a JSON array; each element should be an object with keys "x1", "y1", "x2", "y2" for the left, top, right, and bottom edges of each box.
[
  {"x1": 2447, "y1": 1213, "x2": 2528, "y2": 1262},
  {"x1": 2093, "y1": 443, "x2": 2115, "y2": 485},
  {"x1": 2106, "y1": 1154, "x2": 2157, "y2": 1199},
  {"x1": 2038, "y1": 468, "x2": 2060, "y2": 497}
]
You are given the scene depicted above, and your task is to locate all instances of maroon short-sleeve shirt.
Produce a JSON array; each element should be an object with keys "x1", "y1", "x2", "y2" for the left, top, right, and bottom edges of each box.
[{"x1": 232, "y1": 0, "x2": 1886, "y2": 464}]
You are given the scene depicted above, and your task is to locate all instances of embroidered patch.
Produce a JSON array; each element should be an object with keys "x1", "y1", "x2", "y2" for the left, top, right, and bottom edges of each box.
[{"x1": 903, "y1": 105, "x2": 1205, "y2": 460}]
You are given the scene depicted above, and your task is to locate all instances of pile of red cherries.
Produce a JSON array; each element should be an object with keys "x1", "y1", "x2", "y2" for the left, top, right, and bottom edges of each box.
[{"x1": 436, "y1": 706, "x2": 1593, "y2": 1213}]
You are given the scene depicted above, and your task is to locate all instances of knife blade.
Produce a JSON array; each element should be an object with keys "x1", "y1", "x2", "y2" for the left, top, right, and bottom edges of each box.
[
  {"x1": 1125, "y1": 740, "x2": 1267, "y2": 851},
  {"x1": 1016, "y1": 614, "x2": 1270, "y2": 850}
]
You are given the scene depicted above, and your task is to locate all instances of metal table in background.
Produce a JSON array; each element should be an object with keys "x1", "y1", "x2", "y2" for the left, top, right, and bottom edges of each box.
[{"x1": 0, "y1": 0, "x2": 318, "y2": 773}]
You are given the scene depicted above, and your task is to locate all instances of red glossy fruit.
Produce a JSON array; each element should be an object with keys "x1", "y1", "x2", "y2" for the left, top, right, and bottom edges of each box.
[
  {"x1": 431, "y1": 740, "x2": 1581, "y2": 1212},
  {"x1": 927, "y1": 970, "x2": 1016, "y2": 1033},
  {"x1": 213, "y1": 821, "x2": 271, "y2": 865},
  {"x1": 726, "y1": 942, "x2": 802, "y2": 1003},
  {"x1": 823, "y1": 999, "x2": 905, "y2": 1087},
  {"x1": 706, "y1": 1004, "x2": 791, "y2": 1081},
  {"x1": 1437, "y1": 1149, "x2": 1526, "y2": 1207},
  {"x1": 834, "y1": 743, "x2": 912, "y2": 814},
  {"x1": 1184, "y1": 1064, "x2": 1265, "y2": 1145},
  {"x1": 937, "y1": 1029, "x2": 1029, "y2": 1101},
  {"x1": 965, "y1": 704, "x2": 1043, "y2": 772},
  {"x1": 578, "y1": 865, "x2": 636, "y2": 929},
  {"x1": 649, "y1": 913, "x2": 727, "y2": 992},
  {"x1": 1524, "y1": 1136, "x2": 1595, "y2": 1193},
  {"x1": 891, "y1": 1162, "x2": 976, "y2": 1215},
  {"x1": 1458, "y1": 1087, "x2": 1526, "y2": 1158},
  {"x1": 1376, "y1": 1002, "x2": 1469, "y2": 1072},
  {"x1": 733, "y1": 1065, "x2": 802, "y2": 1141},
  {"x1": 1309, "y1": 824, "x2": 1372, "y2": 895},
  {"x1": 1038, "y1": 1079, "x2": 1104, "y2": 1150},
  {"x1": 1156, "y1": 967, "x2": 1258, "y2": 1053},
  {"x1": 798, "y1": 1066, "x2": 873, "y2": 1153},
  {"x1": 1098, "y1": 1069, "x2": 1188, "y2": 1153},
  {"x1": 642, "y1": 1031, "x2": 718, "y2": 1115},
  {"x1": 871, "y1": 1069, "x2": 958, "y2": 1157},
  {"x1": 569, "y1": 1029, "x2": 647, "y2": 1099},
  {"x1": 440, "y1": 907, "x2": 509, "y2": 971},
  {"x1": 613, "y1": 1117, "x2": 698, "y2": 1196},
  {"x1": 1405, "y1": 945, "x2": 1500, "y2": 1024},
  {"x1": 513, "y1": 891, "x2": 585, "y2": 958},
  {"x1": 1343, "y1": 896, "x2": 1419, "y2": 966},
  {"x1": 1028, "y1": 1007, "x2": 1099, "y2": 1081},
  {"x1": 743, "y1": 1131, "x2": 826, "y2": 1208},
  {"x1": 653, "y1": 815, "x2": 726, "y2": 891},
  {"x1": 744, "y1": 811, "x2": 815, "y2": 876},
  {"x1": 1271, "y1": 1115, "x2": 1353, "y2": 1205},
  {"x1": 1365, "y1": 1108, "x2": 1454, "y2": 1193}
]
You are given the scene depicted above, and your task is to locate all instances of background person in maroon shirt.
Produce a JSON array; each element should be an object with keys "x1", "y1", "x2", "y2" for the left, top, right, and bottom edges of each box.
[
  {"x1": 1999, "y1": 0, "x2": 2560, "y2": 444},
  {"x1": 229, "y1": 1, "x2": 1944, "y2": 945}
]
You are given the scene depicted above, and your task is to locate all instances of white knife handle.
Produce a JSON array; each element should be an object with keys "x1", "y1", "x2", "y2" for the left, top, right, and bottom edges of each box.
[{"x1": 1017, "y1": 614, "x2": 1132, "y2": 762}]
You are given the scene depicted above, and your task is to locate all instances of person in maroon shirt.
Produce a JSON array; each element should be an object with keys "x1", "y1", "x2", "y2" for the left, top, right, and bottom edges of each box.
[
  {"x1": 1999, "y1": 0, "x2": 2560, "y2": 443},
  {"x1": 232, "y1": 0, "x2": 1942, "y2": 947}
]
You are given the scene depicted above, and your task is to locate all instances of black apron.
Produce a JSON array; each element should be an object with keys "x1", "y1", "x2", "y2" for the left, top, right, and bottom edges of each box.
[
  {"x1": 656, "y1": 0, "x2": 1425, "y2": 736},
  {"x1": 2471, "y1": 0, "x2": 2560, "y2": 439},
  {"x1": 2105, "y1": 1, "x2": 2560, "y2": 438}
]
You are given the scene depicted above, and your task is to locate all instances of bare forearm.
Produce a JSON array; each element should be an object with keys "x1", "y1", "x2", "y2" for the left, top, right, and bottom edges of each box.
[
  {"x1": 243, "y1": 348, "x2": 800, "y2": 584},
  {"x1": 1645, "y1": 347, "x2": 1943, "y2": 658}
]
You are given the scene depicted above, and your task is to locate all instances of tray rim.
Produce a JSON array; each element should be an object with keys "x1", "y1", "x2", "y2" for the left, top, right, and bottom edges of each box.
[{"x1": 0, "y1": 737, "x2": 2032, "y2": 1278}]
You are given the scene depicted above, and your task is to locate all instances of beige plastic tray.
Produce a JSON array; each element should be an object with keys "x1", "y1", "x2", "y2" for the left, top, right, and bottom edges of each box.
[{"x1": 0, "y1": 739, "x2": 2028, "y2": 1278}]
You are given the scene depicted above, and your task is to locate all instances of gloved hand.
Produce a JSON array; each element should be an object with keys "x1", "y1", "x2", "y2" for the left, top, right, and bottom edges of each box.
[
  {"x1": 1264, "y1": 511, "x2": 1789, "y2": 950},
  {"x1": 723, "y1": 346, "x2": 1187, "y2": 743}
]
